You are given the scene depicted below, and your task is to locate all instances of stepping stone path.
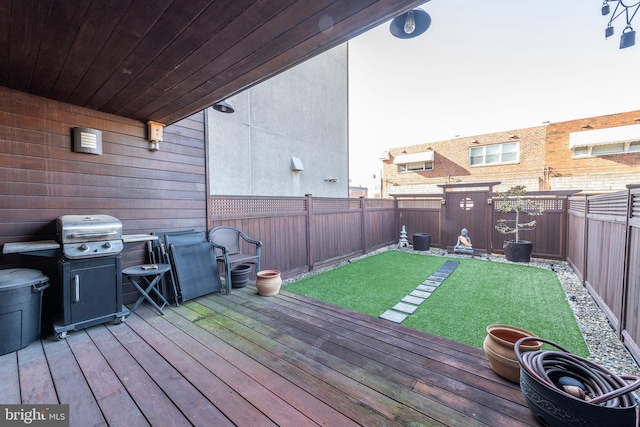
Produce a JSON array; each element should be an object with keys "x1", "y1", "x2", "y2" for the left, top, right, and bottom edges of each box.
[{"x1": 379, "y1": 260, "x2": 459, "y2": 324}]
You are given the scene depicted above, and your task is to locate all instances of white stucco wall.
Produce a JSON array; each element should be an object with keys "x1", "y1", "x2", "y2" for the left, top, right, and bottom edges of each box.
[{"x1": 207, "y1": 44, "x2": 348, "y2": 197}]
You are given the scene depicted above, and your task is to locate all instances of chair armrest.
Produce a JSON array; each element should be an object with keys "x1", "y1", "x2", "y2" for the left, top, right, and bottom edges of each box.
[
  {"x1": 238, "y1": 231, "x2": 262, "y2": 248},
  {"x1": 209, "y1": 241, "x2": 228, "y2": 254}
]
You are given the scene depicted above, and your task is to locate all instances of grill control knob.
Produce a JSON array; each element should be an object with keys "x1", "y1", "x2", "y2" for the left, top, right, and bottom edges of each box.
[
  {"x1": 103, "y1": 242, "x2": 112, "y2": 249},
  {"x1": 78, "y1": 244, "x2": 89, "y2": 251}
]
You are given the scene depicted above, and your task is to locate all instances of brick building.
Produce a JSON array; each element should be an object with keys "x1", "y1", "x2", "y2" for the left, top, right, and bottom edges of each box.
[{"x1": 381, "y1": 109, "x2": 640, "y2": 197}]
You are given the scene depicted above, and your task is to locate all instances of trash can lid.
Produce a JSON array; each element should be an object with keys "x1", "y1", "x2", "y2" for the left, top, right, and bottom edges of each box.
[{"x1": 0, "y1": 269, "x2": 49, "y2": 290}]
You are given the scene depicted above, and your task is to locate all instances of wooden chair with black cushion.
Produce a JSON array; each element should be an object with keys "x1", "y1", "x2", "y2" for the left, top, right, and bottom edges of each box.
[{"x1": 208, "y1": 226, "x2": 262, "y2": 295}]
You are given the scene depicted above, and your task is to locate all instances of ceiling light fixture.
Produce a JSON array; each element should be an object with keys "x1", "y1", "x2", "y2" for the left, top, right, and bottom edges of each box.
[
  {"x1": 390, "y1": 8, "x2": 431, "y2": 39},
  {"x1": 602, "y1": 1, "x2": 639, "y2": 49},
  {"x1": 212, "y1": 100, "x2": 234, "y2": 113}
]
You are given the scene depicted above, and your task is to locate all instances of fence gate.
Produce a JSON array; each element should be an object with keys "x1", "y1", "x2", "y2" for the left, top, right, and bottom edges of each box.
[{"x1": 442, "y1": 190, "x2": 491, "y2": 252}]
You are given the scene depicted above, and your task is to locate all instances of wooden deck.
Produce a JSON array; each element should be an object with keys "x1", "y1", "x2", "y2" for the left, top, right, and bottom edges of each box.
[{"x1": 0, "y1": 286, "x2": 538, "y2": 426}]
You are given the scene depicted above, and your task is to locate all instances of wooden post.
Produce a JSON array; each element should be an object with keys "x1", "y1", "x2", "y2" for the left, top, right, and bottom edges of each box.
[
  {"x1": 619, "y1": 185, "x2": 634, "y2": 339},
  {"x1": 360, "y1": 197, "x2": 366, "y2": 255},
  {"x1": 305, "y1": 194, "x2": 314, "y2": 272}
]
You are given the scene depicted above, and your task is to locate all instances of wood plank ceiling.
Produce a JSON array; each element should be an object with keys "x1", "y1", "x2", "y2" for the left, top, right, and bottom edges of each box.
[{"x1": 0, "y1": 0, "x2": 428, "y2": 126}]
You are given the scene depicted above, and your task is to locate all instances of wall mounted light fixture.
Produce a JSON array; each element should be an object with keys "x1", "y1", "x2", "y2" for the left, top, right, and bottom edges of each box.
[
  {"x1": 72, "y1": 127, "x2": 103, "y2": 155},
  {"x1": 147, "y1": 121, "x2": 164, "y2": 151}
]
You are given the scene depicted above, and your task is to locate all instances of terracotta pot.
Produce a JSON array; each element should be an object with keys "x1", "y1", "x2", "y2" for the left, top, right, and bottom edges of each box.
[
  {"x1": 483, "y1": 324, "x2": 541, "y2": 383},
  {"x1": 256, "y1": 270, "x2": 281, "y2": 296}
]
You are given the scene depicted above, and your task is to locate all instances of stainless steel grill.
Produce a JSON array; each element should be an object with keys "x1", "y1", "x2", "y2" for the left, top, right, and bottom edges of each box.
[
  {"x1": 53, "y1": 214, "x2": 128, "y2": 339},
  {"x1": 56, "y1": 215, "x2": 123, "y2": 259}
]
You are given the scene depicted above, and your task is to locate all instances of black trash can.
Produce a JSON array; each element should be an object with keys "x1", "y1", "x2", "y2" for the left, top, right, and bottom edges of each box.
[
  {"x1": 413, "y1": 233, "x2": 431, "y2": 251},
  {"x1": 0, "y1": 269, "x2": 49, "y2": 355}
]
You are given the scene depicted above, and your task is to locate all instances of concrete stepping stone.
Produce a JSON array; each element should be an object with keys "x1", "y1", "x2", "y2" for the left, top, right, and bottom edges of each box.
[
  {"x1": 442, "y1": 261, "x2": 460, "y2": 269},
  {"x1": 392, "y1": 302, "x2": 419, "y2": 314},
  {"x1": 427, "y1": 275, "x2": 445, "y2": 282},
  {"x1": 379, "y1": 310, "x2": 408, "y2": 323},
  {"x1": 411, "y1": 289, "x2": 433, "y2": 298},
  {"x1": 402, "y1": 295, "x2": 425, "y2": 305},
  {"x1": 421, "y1": 280, "x2": 441, "y2": 287}
]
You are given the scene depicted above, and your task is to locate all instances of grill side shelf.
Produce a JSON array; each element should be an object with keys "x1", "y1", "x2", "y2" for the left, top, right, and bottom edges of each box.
[{"x1": 2, "y1": 240, "x2": 60, "y2": 257}]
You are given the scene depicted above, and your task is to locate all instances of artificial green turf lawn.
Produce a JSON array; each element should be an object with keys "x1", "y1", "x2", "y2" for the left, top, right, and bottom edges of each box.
[{"x1": 284, "y1": 250, "x2": 589, "y2": 357}]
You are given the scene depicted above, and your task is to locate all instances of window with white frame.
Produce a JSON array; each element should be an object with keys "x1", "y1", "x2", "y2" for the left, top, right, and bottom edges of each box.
[
  {"x1": 393, "y1": 151, "x2": 434, "y2": 173},
  {"x1": 572, "y1": 141, "x2": 640, "y2": 157},
  {"x1": 570, "y1": 124, "x2": 640, "y2": 157},
  {"x1": 397, "y1": 161, "x2": 433, "y2": 172},
  {"x1": 469, "y1": 142, "x2": 519, "y2": 166}
]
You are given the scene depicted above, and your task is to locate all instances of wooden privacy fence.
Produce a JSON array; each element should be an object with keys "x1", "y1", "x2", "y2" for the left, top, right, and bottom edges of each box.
[
  {"x1": 567, "y1": 185, "x2": 640, "y2": 362},
  {"x1": 208, "y1": 191, "x2": 571, "y2": 277},
  {"x1": 209, "y1": 195, "x2": 397, "y2": 278}
]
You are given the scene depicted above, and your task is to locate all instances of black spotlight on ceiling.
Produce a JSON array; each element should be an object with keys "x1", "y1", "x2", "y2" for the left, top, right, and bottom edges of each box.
[
  {"x1": 212, "y1": 100, "x2": 234, "y2": 113},
  {"x1": 602, "y1": 1, "x2": 639, "y2": 49},
  {"x1": 389, "y1": 8, "x2": 431, "y2": 39}
]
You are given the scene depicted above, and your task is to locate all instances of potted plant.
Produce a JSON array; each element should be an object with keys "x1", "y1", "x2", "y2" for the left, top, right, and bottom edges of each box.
[{"x1": 494, "y1": 185, "x2": 544, "y2": 262}]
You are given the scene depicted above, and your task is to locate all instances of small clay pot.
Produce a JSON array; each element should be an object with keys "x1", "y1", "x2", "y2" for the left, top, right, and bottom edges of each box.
[
  {"x1": 483, "y1": 324, "x2": 541, "y2": 383},
  {"x1": 256, "y1": 270, "x2": 282, "y2": 296}
]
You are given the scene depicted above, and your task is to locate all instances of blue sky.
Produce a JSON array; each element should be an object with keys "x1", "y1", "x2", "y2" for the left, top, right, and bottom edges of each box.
[{"x1": 348, "y1": 0, "x2": 640, "y2": 190}]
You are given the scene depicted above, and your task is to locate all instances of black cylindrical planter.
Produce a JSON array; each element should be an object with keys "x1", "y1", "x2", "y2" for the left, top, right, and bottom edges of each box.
[
  {"x1": 413, "y1": 233, "x2": 431, "y2": 251},
  {"x1": 231, "y1": 264, "x2": 252, "y2": 288},
  {"x1": 504, "y1": 240, "x2": 533, "y2": 263}
]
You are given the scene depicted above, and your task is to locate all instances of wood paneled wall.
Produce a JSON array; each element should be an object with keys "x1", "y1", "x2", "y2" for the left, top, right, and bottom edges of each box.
[{"x1": 0, "y1": 87, "x2": 208, "y2": 308}]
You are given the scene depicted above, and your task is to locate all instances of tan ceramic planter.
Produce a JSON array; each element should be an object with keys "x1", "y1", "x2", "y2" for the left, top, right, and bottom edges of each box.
[
  {"x1": 483, "y1": 324, "x2": 542, "y2": 383},
  {"x1": 256, "y1": 270, "x2": 282, "y2": 296}
]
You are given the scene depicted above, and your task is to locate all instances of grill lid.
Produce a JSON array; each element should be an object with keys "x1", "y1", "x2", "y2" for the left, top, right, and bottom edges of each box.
[{"x1": 56, "y1": 215, "x2": 122, "y2": 244}]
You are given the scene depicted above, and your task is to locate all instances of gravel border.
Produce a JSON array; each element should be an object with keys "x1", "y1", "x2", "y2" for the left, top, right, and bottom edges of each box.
[{"x1": 283, "y1": 245, "x2": 640, "y2": 377}]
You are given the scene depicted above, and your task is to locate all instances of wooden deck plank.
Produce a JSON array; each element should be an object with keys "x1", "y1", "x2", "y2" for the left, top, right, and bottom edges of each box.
[
  {"x1": 41, "y1": 334, "x2": 107, "y2": 427},
  {"x1": 0, "y1": 352, "x2": 20, "y2": 404},
  {"x1": 173, "y1": 300, "x2": 371, "y2": 427},
  {"x1": 105, "y1": 320, "x2": 233, "y2": 427},
  {"x1": 190, "y1": 294, "x2": 477, "y2": 426},
  {"x1": 65, "y1": 328, "x2": 150, "y2": 427},
  {"x1": 84, "y1": 325, "x2": 192, "y2": 427},
  {"x1": 194, "y1": 293, "x2": 426, "y2": 422},
  {"x1": 125, "y1": 306, "x2": 282, "y2": 427},
  {"x1": 17, "y1": 341, "x2": 57, "y2": 404},
  {"x1": 176, "y1": 299, "x2": 425, "y2": 426}
]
